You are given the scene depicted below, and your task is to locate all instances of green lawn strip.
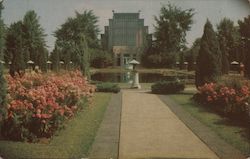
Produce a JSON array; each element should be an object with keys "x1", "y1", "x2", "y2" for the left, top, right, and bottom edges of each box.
[
  {"x1": 0, "y1": 93, "x2": 111, "y2": 159},
  {"x1": 169, "y1": 94, "x2": 250, "y2": 155}
]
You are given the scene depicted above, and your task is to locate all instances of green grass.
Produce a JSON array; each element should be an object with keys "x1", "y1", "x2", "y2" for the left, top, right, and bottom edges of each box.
[
  {"x1": 0, "y1": 93, "x2": 111, "y2": 159},
  {"x1": 169, "y1": 93, "x2": 250, "y2": 155}
]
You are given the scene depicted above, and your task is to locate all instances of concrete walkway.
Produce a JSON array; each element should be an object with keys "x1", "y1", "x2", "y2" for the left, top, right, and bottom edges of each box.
[{"x1": 119, "y1": 90, "x2": 219, "y2": 159}]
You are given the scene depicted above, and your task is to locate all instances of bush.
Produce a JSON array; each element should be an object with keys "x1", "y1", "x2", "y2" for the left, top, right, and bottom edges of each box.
[
  {"x1": 96, "y1": 82, "x2": 120, "y2": 93},
  {"x1": 151, "y1": 80, "x2": 185, "y2": 94},
  {"x1": 193, "y1": 81, "x2": 250, "y2": 123},
  {"x1": 90, "y1": 50, "x2": 113, "y2": 68},
  {"x1": 0, "y1": 71, "x2": 95, "y2": 142}
]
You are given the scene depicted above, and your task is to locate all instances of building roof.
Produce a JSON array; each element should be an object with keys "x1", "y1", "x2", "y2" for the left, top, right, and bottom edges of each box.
[{"x1": 113, "y1": 12, "x2": 139, "y2": 19}]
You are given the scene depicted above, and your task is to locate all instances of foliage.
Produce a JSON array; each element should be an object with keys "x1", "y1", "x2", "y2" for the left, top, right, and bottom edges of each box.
[
  {"x1": 5, "y1": 21, "x2": 26, "y2": 77},
  {"x1": 170, "y1": 94, "x2": 250, "y2": 155},
  {"x1": 90, "y1": 49, "x2": 113, "y2": 68},
  {"x1": 151, "y1": 80, "x2": 185, "y2": 94},
  {"x1": 143, "y1": 3, "x2": 194, "y2": 68},
  {"x1": 0, "y1": 93, "x2": 111, "y2": 159},
  {"x1": 95, "y1": 82, "x2": 120, "y2": 93},
  {"x1": 50, "y1": 44, "x2": 60, "y2": 72},
  {"x1": 195, "y1": 20, "x2": 222, "y2": 87},
  {"x1": 238, "y1": 15, "x2": 250, "y2": 78},
  {"x1": 0, "y1": 71, "x2": 95, "y2": 141},
  {"x1": 0, "y1": 1, "x2": 6, "y2": 113},
  {"x1": 5, "y1": 10, "x2": 47, "y2": 75},
  {"x1": 142, "y1": 46, "x2": 176, "y2": 68},
  {"x1": 185, "y1": 38, "x2": 201, "y2": 71},
  {"x1": 193, "y1": 82, "x2": 250, "y2": 123},
  {"x1": 154, "y1": 3, "x2": 194, "y2": 53},
  {"x1": 78, "y1": 34, "x2": 90, "y2": 78},
  {"x1": 217, "y1": 18, "x2": 238, "y2": 74},
  {"x1": 54, "y1": 10, "x2": 99, "y2": 73},
  {"x1": 22, "y1": 10, "x2": 48, "y2": 71}
]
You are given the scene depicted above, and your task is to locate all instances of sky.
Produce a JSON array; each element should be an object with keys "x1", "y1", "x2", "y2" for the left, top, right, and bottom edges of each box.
[{"x1": 2, "y1": 0, "x2": 250, "y2": 51}]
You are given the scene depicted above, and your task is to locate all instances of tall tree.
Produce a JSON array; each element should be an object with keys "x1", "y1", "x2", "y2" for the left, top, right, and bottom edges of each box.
[
  {"x1": 217, "y1": 18, "x2": 237, "y2": 74},
  {"x1": 195, "y1": 20, "x2": 222, "y2": 87},
  {"x1": 50, "y1": 44, "x2": 60, "y2": 72},
  {"x1": 154, "y1": 4, "x2": 194, "y2": 52},
  {"x1": 23, "y1": 10, "x2": 47, "y2": 71},
  {"x1": 238, "y1": 15, "x2": 250, "y2": 78},
  {"x1": 6, "y1": 21, "x2": 25, "y2": 77},
  {"x1": 54, "y1": 10, "x2": 99, "y2": 73},
  {"x1": 185, "y1": 38, "x2": 201, "y2": 71},
  {"x1": 142, "y1": 4, "x2": 194, "y2": 68},
  {"x1": 0, "y1": 0, "x2": 6, "y2": 109}
]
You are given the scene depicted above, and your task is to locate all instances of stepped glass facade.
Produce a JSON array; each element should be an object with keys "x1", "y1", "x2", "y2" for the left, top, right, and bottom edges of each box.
[{"x1": 101, "y1": 12, "x2": 152, "y2": 67}]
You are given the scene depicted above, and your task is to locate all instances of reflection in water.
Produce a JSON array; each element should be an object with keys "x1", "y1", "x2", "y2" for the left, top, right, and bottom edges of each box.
[{"x1": 91, "y1": 72, "x2": 194, "y2": 83}]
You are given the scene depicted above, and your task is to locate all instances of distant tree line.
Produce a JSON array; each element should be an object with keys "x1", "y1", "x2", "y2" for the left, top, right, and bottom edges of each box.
[
  {"x1": 1, "y1": 9, "x2": 113, "y2": 78},
  {"x1": 4, "y1": 10, "x2": 48, "y2": 77},
  {"x1": 140, "y1": 3, "x2": 250, "y2": 82},
  {"x1": 195, "y1": 16, "x2": 250, "y2": 87}
]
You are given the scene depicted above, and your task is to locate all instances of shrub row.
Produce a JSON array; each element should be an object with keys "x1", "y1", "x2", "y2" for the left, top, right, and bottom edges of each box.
[
  {"x1": 0, "y1": 71, "x2": 95, "y2": 142},
  {"x1": 193, "y1": 82, "x2": 250, "y2": 123},
  {"x1": 95, "y1": 82, "x2": 120, "y2": 93},
  {"x1": 151, "y1": 80, "x2": 185, "y2": 94}
]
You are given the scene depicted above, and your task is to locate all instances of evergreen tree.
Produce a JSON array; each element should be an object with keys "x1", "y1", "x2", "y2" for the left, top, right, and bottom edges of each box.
[
  {"x1": 185, "y1": 38, "x2": 201, "y2": 71},
  {"x1": 219, "y1": 36, "x2": 230, "y2": 74},
  {"x1": 195, "y1": 20, "x2": 222, "y2": 87},
  {"x1": 23, "y1": 10, "x2": 47, "y2": 71},
  {"x1": 51, "y1": 44, "x2": 60, "y2": 72},
  {"x1": 238, "y1": 15, "x2": 250, "y2": 78},
  {"x1": 6, "y1": 21, "x2": 25, "y2": 77},
  {"x1": 217, "y1": 18, "x2": 237, "y2": 74},
  {"x1": 0, "y1": 1, "x2": 6, "y2": 108}
]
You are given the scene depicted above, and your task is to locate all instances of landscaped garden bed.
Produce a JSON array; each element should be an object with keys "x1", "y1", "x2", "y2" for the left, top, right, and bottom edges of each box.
[
  {"x1": 0, "y1": 92, "x2": 111, "y2": 158},
  {"x1": 0, "y1": 71, "x2": 95, "y2": 142},
  {"x1": 193, "y1": 81, "x2": 250, "y2": 123}
]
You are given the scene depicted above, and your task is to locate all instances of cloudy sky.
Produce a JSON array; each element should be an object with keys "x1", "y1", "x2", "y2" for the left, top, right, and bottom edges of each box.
[{"x1": 2, "y1": 0, "x2": 250, "y2": 51}]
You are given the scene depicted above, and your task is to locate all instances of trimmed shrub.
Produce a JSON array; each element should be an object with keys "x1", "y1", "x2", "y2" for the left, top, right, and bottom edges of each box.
[
  {"x1": 151, "y1": 80, "x2": 185, "y2": 94},
  {"x1": 96, "y1": 82, "x2": 120, "y2": 93}
]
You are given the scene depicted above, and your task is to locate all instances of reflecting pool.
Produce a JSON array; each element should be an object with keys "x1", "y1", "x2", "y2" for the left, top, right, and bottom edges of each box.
[{"x1": 91, "y1": 72, "x2": 194, "y2": 83}]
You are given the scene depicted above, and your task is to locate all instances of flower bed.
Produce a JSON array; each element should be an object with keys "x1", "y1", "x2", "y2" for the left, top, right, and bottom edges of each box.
[
  {"x1": 193, "y1": 82, "x2": 250, "y2": 123},
  {"x1": 0, "y1": 71, "x2": 95, "y2": 142}
]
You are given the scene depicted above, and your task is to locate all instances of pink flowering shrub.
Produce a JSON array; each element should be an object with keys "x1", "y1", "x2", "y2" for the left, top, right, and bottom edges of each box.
[
  {"x1": 193, "y1": 82, "x2": 250, "y2": 123},
  {"x1": 0, "y1": 71, "x2": 95, "y2": 141}
]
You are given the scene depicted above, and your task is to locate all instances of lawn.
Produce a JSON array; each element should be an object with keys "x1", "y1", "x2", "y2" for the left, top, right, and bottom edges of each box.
[
  {"x1": 169, "y1": 93, "x2": 250, "y2": 155},
  {"x1": 0, "y1": 93, "x2": 111, "y2": 159}
]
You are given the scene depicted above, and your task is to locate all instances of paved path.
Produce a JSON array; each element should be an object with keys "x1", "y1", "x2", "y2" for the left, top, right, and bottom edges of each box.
[{"x1": 119, "y1": 90, "x2": 219, "y2": 159}]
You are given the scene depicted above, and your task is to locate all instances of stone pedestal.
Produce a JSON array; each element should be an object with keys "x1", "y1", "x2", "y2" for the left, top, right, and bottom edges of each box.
[{"x1": 131, "y1": 71, "x2": 141, "y2": 89}]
